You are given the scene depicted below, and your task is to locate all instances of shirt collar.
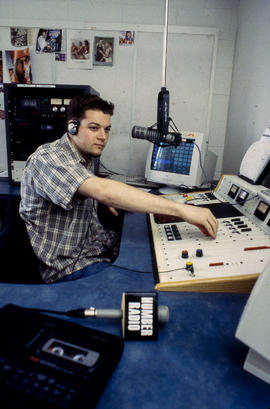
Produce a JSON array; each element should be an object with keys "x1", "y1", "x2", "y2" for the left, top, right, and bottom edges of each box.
[{"x1": 60, "y1": 133, "x2": 93, "y2": 167}]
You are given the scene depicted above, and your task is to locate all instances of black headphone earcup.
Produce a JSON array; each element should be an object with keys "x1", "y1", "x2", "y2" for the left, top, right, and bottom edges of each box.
[{"x1": 68, "y1": 120, "x2": 79, "y2": 135}]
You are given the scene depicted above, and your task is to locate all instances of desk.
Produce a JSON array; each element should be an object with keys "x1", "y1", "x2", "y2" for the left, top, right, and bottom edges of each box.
[
  {"x1": 0, "y1": 179, "x2": 20, "y2": 199},
  {"x1": 0, "y1": 212, "x2": 269, "y2": 409}
]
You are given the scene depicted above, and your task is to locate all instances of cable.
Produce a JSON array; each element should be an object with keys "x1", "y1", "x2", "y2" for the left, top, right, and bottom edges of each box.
[
  {"x1": 111, "y1": 263, "x2": 153, "y2": 274},
  {"x1": 98, "y1": 161, "x2": 124, "y2": 177},
  {"x1": 26, "y1": 307, "x2": 108, "y2": 319},
  {"x1": 27, "y1": 307, "x2": 76, "y2": 317},
  {"x1": 112, "y1": 264, "x2": 188, "y2": 275},
  {"x1": 159, "y1": 267, "x2": 187, "y2": 274},
  {"x1": 229, "y1": 194, "x2": 259, "y2": 206},
  {"x1": 193, "y1": 142, "x2": 211, "y2": 191},
  {"x1": 27, "y1": 303, "x2": 170, "y2": 324}
]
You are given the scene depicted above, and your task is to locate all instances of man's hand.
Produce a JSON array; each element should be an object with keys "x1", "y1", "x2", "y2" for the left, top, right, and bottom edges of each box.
[
  {"x1": 181, "y1": 205, "x2": 218, "y2": 239},
  {"x1": 108, "y1": 206, "x2": 119, "y2": 216}
]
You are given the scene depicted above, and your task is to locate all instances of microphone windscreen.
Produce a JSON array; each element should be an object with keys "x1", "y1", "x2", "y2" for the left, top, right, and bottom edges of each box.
[{"x1": 132, "y1": 126, "x2": 147, "y2": 139}]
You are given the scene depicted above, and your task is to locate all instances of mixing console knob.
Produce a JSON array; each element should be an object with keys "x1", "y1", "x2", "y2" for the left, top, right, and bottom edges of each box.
[
  {"x1": 185, "y1": 261, "x2": 195, "y2": 276},
  {"x1": 182, "y1": 250, "x2": 189, "y2": 258},
  {"x1": 196, "y1": 249, "x2": 203, "y2": 257}
]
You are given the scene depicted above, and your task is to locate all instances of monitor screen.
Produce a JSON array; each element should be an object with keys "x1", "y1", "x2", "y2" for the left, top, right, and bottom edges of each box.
[
  {"x1": 145, "y1": 132, "x2": 205, "y2": 188},
  {"x1": 151, "y1": 141, "x2": 195, "y2": 175}
]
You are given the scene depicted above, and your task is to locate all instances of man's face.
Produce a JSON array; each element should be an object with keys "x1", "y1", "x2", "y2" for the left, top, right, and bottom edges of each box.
[{"x1": 69, "y1": 109, "x2": 111, "y2": 158}]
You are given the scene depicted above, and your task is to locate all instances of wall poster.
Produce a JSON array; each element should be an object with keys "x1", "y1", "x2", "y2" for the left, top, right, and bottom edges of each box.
[{"x1": 67, "y1": 29, "x2": 93, "y2": 69}]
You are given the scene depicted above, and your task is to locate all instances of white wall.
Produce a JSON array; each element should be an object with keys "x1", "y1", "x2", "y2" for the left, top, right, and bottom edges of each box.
[
  {"x1": 0, "y1": 0, "x2": 239, "y2": 181},
  {"x1": 223, "y1": 0, "x2": 270, "y2": 175}
]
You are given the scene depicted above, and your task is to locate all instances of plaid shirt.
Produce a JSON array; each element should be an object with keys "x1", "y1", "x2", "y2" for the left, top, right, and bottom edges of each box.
[{"x1": 19, "y1": 133, "x2": 118, "y2": 283}]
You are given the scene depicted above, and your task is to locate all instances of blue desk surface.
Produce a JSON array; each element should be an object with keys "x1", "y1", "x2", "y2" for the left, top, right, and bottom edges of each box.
[
  {"x1": 0, "y1": 211, "x2": 269, "y2": 409},
  {"x1": 0, "y1": 179, "x2": 20, "y2": 199}
]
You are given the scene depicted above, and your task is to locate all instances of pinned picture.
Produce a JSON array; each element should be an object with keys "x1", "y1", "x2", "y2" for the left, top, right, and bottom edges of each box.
[
  {"x1": 10, "y1": 27, "x2": 28, "y2": 47},
  {"x1": 36, "y1": 28, "x2": 62, "y2": 53},
  {"x1": 93, "y1": 36, "x2": 114, "y2": 66},
  {"x1": 5, "y1": 48, "x2": 32, "y2": 84},
  {"x1": 55, "y1": 53, "x2": 66, "y2": 62},
  {"x1": 67, "y1": 30, "x2": 93, "y2": 69},
  {"x1": 0, "y1": 51, "x2": 2, "y2": 83},
  {"x1": 0, "y1": 84, "x2": 5, "y2": 121},
  {"x1": 119, "y1": 31, "x2": 135, "y2": 45}
]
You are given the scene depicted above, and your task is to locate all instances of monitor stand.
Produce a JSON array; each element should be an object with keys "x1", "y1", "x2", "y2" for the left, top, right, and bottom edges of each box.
[{"x1": 158, "y1": 186, "x2": 180, "y2": 195}]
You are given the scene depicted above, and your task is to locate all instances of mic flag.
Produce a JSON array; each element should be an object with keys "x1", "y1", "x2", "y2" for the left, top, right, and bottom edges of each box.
[{"x1": 121, "y1": 292, "x2": 160, "y2": 340}]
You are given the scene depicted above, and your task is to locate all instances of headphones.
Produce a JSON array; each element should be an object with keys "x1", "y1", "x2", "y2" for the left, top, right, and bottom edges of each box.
[{"x1": 67, "y1": 119, "x2": 79, "y2": 135}]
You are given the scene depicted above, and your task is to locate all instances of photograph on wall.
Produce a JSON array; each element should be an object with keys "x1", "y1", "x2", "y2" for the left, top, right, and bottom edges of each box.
[
  {"x1": 66, "y1": 29, "x2": 92, "y2": 69},
  {"x1": 5, "y1": 48, "x2": 32, "y2": 84},
  {"x1": 119, "y1": 31, "x2": 135, "y2": 46},
  {"x1": 93, "y1": 36, "x2": 114, "y2": 66},
  {"x1": 36, "y1": 28, "x2": 62, "y2": 53},
  {"x1": 0, "y1": 84, "x2": 7, "y2": 174},
  {"x1": 11, "y1": 27, "x2": 36, "y2": 47},
  {"x1": 55, "y1": 53, "x2": 66, "y2": 62},
  {"x1": 0, "y1": 84, "x2": 4, "y2": 121},
  {"x1": 10, "y1": 27, "x2": 28, "y2": 47},
  {"x1": 0, "y1": 51, "x2": 2, "y2": 83}
]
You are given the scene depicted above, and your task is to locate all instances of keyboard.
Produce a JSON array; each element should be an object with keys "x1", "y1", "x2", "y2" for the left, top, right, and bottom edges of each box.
[
  {"x1": 0, "y1": 356, "x2": 82, "y2": 408},
  {"x1": 107, "y1": 174, "x2": 160, "y2": 189}
]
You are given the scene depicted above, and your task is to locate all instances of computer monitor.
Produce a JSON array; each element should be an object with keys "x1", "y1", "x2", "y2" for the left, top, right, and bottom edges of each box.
[
  {"x1": 4, "y1": 83, "x2": 98, "y2": 183},
  {"x1": 145, "y1": 131, "x2": 206, "y2": 189}
]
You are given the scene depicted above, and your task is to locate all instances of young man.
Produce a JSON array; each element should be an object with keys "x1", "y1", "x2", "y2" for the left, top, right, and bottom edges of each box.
[{"x1": 20, "y1": 94, "x2": 218, "y2": 283}]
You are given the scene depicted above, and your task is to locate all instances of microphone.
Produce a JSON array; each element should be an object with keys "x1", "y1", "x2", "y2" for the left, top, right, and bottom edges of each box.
[
  {"x1": 74, "y1": 305, "x2": 169, "y2": 324},
  {"x1": 157, "y1": 87, "x2": 170, "y2": 135},
  {"x1": 68, "y1": 292, "x2": 169, "y2": 340},
  {"x1": 132, "y1": 125, "x2": 182, "y2": 146},
  {"x1": 34, "y1": 293, "x2": 169, "y2": 340},
  {"x1": 132, "y1": 85, "x2": 183, "y2": 146}
]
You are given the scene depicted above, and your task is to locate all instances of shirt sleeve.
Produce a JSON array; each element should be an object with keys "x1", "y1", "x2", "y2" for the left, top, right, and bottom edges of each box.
[{"x1": 28, "y1": 149, "x2": 94, "y2": 210}]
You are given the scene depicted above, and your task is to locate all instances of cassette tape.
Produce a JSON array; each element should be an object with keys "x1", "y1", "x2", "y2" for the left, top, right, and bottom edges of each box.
[{"x1": 42, "y1": 338, "x2": 100, "y2": 368}]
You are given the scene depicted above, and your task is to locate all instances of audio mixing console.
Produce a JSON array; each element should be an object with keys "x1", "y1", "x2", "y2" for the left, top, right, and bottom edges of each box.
[{"x1": 148, "y1": 175, "x2": 270, "y2": 292}]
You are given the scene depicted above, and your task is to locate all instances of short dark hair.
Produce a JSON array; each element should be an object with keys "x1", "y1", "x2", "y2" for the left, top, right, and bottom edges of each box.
[{"x1": 67, "y1": 94, "x2": 114, "y2": 122}]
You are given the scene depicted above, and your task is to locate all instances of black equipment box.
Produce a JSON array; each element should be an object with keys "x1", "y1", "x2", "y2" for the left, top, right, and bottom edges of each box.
[
  {"x1": 0, "y1": 304, "x2": 124, "y2": 409},
  {"x1": 3, "y1": 83, "x2": 98, "y2": 183}
]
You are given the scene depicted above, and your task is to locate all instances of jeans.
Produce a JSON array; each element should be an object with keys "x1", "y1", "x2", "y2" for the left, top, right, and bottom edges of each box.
[{"x1": 57, "y1": 262, "x2": 111, "y2": 282}]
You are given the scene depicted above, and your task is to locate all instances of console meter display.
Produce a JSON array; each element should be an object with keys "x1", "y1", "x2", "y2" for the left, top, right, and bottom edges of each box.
[
  {"x1": 228, "y1": 184, "x2": 239, "y2": 199},
  {"x1": 254, "y1": 200, "x2": 270, "y2": 221},
  {"x1": 236, "y1": 189, "x2": 249, "y2": 205}
]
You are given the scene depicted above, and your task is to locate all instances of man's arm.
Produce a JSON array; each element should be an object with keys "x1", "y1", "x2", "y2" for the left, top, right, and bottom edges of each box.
[{"x1": 78, "y1": 176, "x2": 219, "y2": 239}]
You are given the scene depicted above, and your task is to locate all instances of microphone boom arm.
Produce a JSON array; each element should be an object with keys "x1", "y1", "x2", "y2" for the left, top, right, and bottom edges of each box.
[{"x1": 131, "y1": 0, "x2": 185, "y2": 148}]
